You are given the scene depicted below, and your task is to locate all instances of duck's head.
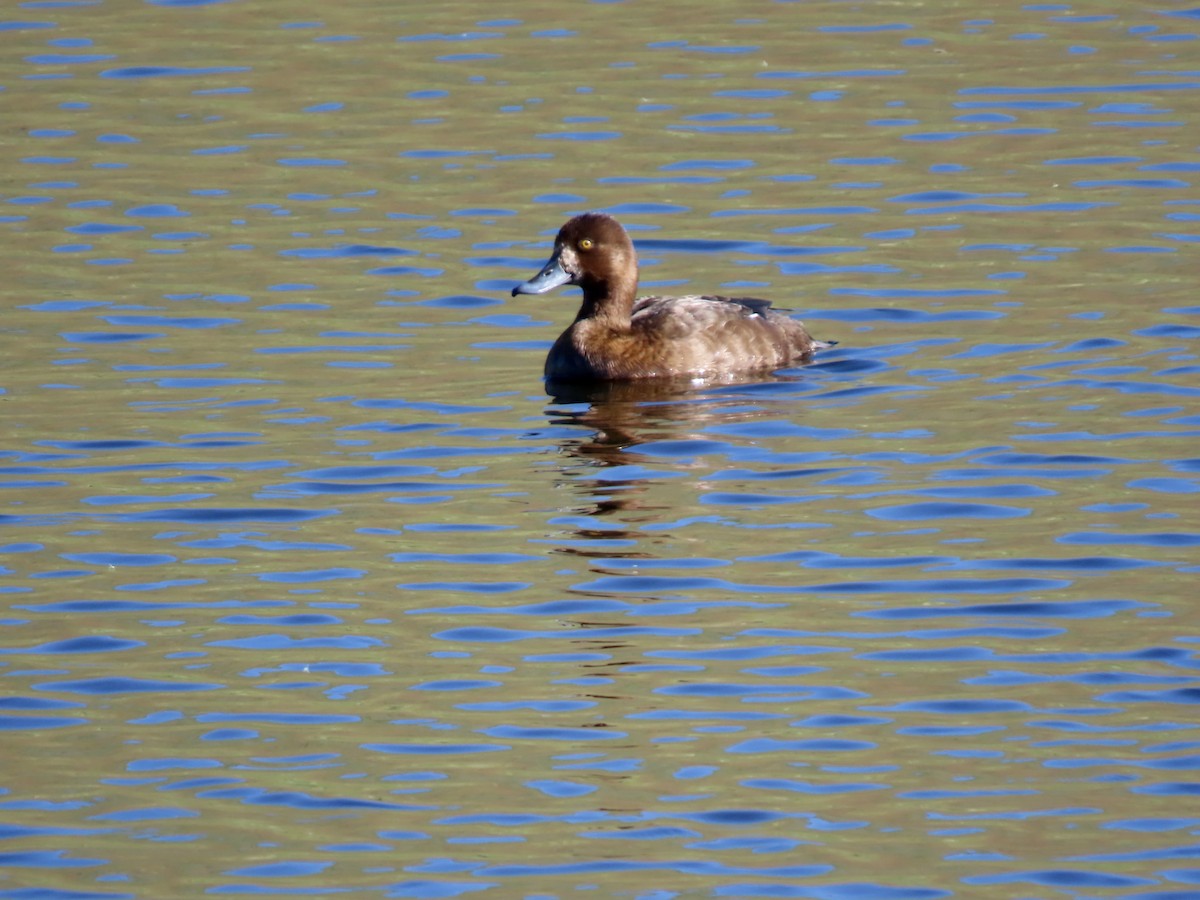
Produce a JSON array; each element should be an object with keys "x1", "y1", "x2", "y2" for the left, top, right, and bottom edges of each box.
[{"x1": 511, "y1": 213, "x2": 636, "y2": 298}]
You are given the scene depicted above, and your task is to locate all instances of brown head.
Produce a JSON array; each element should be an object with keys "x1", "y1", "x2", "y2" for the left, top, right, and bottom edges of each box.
[{"x1": 511, "y1": 213, "x2": 639, "y2": 321}]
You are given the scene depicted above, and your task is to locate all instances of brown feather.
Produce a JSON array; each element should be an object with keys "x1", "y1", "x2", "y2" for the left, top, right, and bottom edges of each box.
[{"x1": 513, "y1": 213, "x2": 831, "y2": 382}]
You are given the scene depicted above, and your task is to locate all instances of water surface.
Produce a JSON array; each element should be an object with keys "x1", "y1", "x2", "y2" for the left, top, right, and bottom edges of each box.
[{"x1": 2, "y1": 2, "x2": 1198, "y2": 898}]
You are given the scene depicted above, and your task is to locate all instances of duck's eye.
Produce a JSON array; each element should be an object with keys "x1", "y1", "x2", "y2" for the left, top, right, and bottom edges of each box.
[{"x1": 578, "y1": 238, "x2": 594, "y2": 251}]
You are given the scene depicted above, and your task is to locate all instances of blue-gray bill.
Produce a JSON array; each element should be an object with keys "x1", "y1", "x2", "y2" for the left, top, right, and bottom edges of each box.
[{"x1": 512, "y1": 252, "x2": 574, "y2": 296}]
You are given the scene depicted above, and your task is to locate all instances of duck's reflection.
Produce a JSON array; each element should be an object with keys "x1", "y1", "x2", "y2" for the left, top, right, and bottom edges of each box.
[
  {"x1": 543, "y1": 373, "x2": 810, "y2": 541},
  {"x1": 538, "y1": 374, "x2": 819, "y2": 713},
  {"x1": 547, "y1": 372, "x2": 815, "y2": 453}
]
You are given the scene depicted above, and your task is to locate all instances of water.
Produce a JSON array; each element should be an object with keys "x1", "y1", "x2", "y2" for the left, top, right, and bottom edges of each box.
[{"x1": 2, "y1": 2, "x2": 1199, "y2": 898}]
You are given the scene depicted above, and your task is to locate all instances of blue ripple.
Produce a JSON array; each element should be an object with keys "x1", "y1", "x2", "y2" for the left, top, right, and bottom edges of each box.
[
  {"x1": 483, "y1": 725, "x2": 623, "y2": 741},
  {"x1": 122, "y1": 508, "x2": 331, "y2": 523},
  {"x1": 256, "y1": 568, "x2": 365, "y2": 584},
  {"x1": 754, "y1": 884, "x2": 948, "y2": 899},
  {"x1": 66, "y1": 222, "x2": 143, "y2": 235},
  {"x1": 0, "y1": 697, "x2": 80, "y2": 710},
  {"x1": 890, "y1": 699, "x2": 1032, "y2": 714},
  {"x1": 950, "y1": 556, "x2": 1158, "y2": 572},
  {"x1": 1096, "y1": 688, "x2": 1200, "y2": 705},
  {"x1": 684, "y1": 809, "x2": 786, "y2": 825},
  {"x1": 583, "y1": 825, "x2": 697, "y2": 839},
  {"x1": 61, "y1": 551, "x2": 175, "y2": 566},
  {"x1": 61, "y1": 331, "x2": 159, "y2": 343},
  {"x1": 964, "y1": 870, "x2": 1155, "y2": 888},
  {"x1": 536, "y1": 130, "x2": 622, "y2": 141},
  {"x1": 1, "y1": 22, "x2": 57, "y2": 33},
  {"x1": 728, "y1": 738, "x2": 874, "y2": 753},
  {"x1": 399, "y1": 581, "x2": 528, "y2": 594},
  {"x1": 1104, "y1": 817, "x2": 1200, "y2": 832},
  {"x1": 0, "y1": 716, "x2": 84, "y2": 731},
  {"x1": 1133, "y1": 783, "x2": 1200, "y2": 797},
  {"x1": 101, "y1": 65, "x2": 250, "y2": 78},
  {"x1": 230, "y1": 861, "x2": 329, "y2": 877},
  {"x1": 527, "y1": 779, "x2": 597, "y2": 798},
  {"x1": 864, "y1": 599, "x2": 1142, "y2": 619},
  {"x1": 196, "y1": 713, "x2": 358, "y2": 725},
  {"x1": 866, "y1": 501, "x2": 1030, "y2": 520},
  {"x1": 37, "y1": 677, "x2": 221, "y2": 694},
  {"x1": 460, "y1": 700, "x2": 593, "y2": 713},
  {"x1": 743, "y1": 777, "x2": 885, "y2": 795},
  {"x1": 0, "y1": 849, "x2": 105, "y2": 867},
  {"x1": 0, "y1": 636, "x2": 140, "y2": 654},
  {"x1": 283, "y1": 480, "x2": 464, "y2": 495},
  {"x1": 412, "y1": 680, "x2": 502, "y2": 691},
  {"x1": 14, "y1": 599, "x2": 283, "y2": 613},
  {"x1": 821, "y1": 578, "x2": 1069, "y2": 595},
  {"x1": 207, "y1": 634, "x2": 381, "y2": 650},
  {"x1": 391, "y1": 552, "x2": 540, "y2": 565},
  {"x1": 1059, "y1": 532, "x2": 1200, "y2": 547},
  {"x1": 430, "y1": 627, "x2": 544, "y2": 643},
  {"x1": 580, "y1": 575, "x2": 737, "y2": 593},
  {"x1": 103, "y1": 315, "x2": 237, "y2": 328},
  {"x1": 417, "y1": 599, "x2": 628, "y2": 617},
  {"x1": 218, "y1": 614, "x2": 342, "y2": 626},
  {"x1": 437, "y1": 813, "x2": 547, "y2": 826},
  {"x1": 296, "y1": 464, "x2": 434, "y2": 479},
  {"x1": 979, "y1": 451, "x2": 1131, "y2": 465},
  {"x1": 363, "y1": 742, "x2": 508, "y2": 755},
  {"x1": 199, "y1": 787, "x2": 419, "y2": 810}
]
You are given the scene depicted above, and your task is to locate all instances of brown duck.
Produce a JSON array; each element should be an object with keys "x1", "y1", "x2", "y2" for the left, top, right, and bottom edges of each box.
[{"x1": 512, "y1": 213, "x2": 831, "y2": 382}]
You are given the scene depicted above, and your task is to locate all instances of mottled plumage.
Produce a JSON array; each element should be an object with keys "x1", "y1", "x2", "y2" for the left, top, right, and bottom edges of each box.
[{"x1": 511, "y1": 213, "x2": 830, "y2": 382}]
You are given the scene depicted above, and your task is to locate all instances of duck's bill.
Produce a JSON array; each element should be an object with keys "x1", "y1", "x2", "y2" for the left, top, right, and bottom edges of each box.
[{"x1": 512, "y1": 253, "x2": 573, "y2": 296}]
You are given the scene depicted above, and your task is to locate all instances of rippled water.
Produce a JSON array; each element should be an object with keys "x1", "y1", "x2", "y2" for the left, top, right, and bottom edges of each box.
[{"x1": 2, "y1": 2, "x2": 1199, "y2": 898}]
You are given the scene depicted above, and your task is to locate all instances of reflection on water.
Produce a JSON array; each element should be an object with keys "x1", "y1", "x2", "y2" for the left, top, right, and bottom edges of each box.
[
  {"x1": 544, "y1": 375, "x2": 805, "y2": 560},
  {"x1": 2, "y1": 1, "x2": 1199, "y2": 897}
]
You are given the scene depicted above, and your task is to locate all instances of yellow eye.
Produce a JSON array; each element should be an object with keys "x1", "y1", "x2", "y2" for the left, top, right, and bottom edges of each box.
[{"x1": 578, "y1": 238, "x2": 594, "y2": 251}]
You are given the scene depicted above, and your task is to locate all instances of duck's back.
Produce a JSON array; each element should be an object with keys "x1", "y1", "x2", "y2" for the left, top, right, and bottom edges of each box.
[{"x1": 548, "y1": 293, "x2": 824, "y2": 381}]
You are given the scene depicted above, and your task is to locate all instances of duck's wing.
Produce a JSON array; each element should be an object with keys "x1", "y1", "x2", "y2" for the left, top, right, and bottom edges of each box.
[
  {"x1": 630, "y1": 294, "x2": 780, "y2": 338},
  {"x1": 579, "y1": 294, "x2": 825, "y2": 379},
  {"x1": 715, "y1": 295, "x2": 775, "y2": 316},
  {"x1": 632, "y1": 294, "x2": 776, "y2": 315}
]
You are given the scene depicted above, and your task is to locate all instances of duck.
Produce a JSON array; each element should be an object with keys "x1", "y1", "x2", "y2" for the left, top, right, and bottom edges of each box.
[{"x1": 511, "y1": 212, "x2": 831, "y2": 382}]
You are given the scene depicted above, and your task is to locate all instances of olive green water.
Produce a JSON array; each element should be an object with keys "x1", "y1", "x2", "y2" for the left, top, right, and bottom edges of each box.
[{"x1": 2, "y1": 2, "x2": 1198, "y2": 898}]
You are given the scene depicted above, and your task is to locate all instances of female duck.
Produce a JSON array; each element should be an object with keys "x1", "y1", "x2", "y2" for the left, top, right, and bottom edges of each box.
[{"x1": 512, "y1": 213, "x2": 830, "y2": 382}]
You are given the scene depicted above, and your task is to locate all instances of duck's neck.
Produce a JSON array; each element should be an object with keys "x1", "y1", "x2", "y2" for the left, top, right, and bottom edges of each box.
[{"x1": 576, "y1": 267, "x2": 638, "y2": 330}]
